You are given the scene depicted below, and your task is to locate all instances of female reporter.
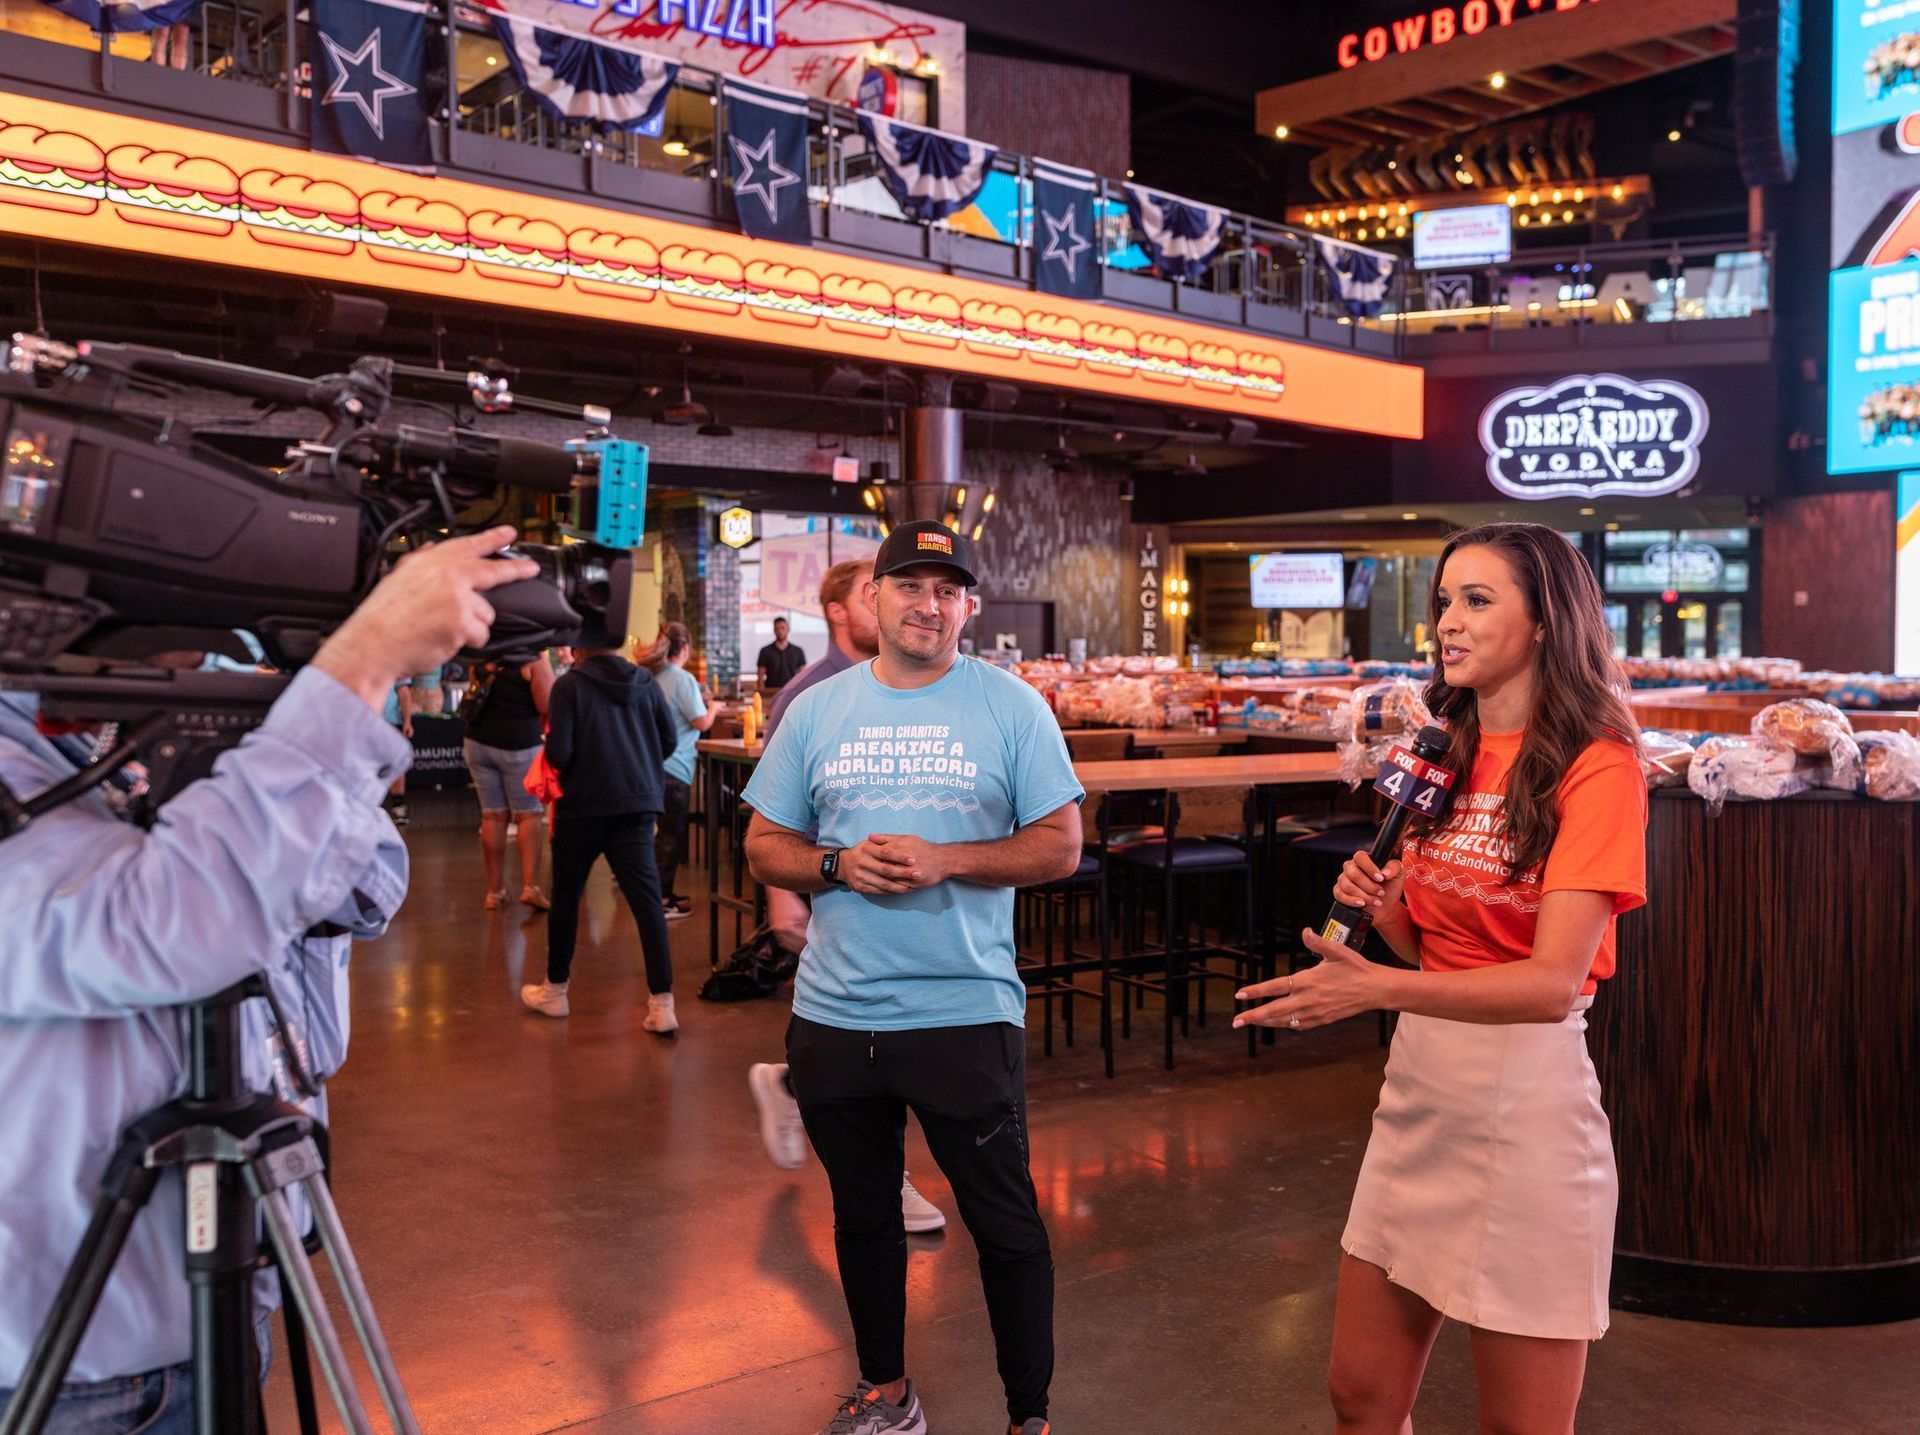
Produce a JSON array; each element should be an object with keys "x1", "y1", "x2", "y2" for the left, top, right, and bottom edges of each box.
[{"x1": 1235, "y1": 522, "x2": 1646, "y2": 1435}]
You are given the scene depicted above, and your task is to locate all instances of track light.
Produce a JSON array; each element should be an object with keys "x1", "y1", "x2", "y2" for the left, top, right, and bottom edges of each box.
[{"x1": 658, "y1": 362, "x2": 708, "y2": 425}]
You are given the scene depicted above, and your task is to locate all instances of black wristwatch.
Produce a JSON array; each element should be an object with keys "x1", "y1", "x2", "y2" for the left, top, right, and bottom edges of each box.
[{"x1": 821, "y1": 848, "x2": 846, "y2": 886}]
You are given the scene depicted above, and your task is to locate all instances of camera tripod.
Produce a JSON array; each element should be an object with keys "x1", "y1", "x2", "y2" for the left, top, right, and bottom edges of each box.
[{"x1": 0, "y1": 978, "x2": 421, "y2": 1435}]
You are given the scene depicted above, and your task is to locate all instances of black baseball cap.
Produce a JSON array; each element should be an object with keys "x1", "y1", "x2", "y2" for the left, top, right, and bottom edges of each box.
[{"x1": 872, "y1": 520, "x2": 978, "y2": 587}]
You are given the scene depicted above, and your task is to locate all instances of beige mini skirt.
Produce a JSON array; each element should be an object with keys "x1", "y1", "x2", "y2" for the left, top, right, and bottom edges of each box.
[{"x1": 1341, "y1": 998, "x2": 1617, "y2": 1340}]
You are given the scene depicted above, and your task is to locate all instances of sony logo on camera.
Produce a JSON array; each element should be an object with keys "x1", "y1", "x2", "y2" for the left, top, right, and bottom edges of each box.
[
  {"x1": 287, "y1": 510, "x2": 341, "y2": 525},
  {"x1": 1477, "y1": 373, "x2": 1709, "y2": 501}
]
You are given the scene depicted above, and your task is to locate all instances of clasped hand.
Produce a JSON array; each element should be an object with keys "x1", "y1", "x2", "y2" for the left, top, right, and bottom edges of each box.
[{"x1": 839, "y1": 833, "x2": 951, "y2": 895}]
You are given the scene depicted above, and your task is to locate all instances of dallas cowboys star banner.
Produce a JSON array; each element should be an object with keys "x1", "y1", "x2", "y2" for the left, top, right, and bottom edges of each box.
[
  {"x1": 721, "y1": 79, "x2": 812, "y2": 245},
  {"x1": 488, "y1": 15, "x2": 678, "y2": 134},
  {"x1": 310, "y1": 0, "x2": 434, "y2": 171},
  {"x1": 39, "y1": 0, "x2": 200, "y2": 32},
  {"x1": 856, "y1": 111, "x2": 997, "y2": 225},
  {"x1": 1031, "y1": 158, "x2": 1099, "y2": 300},
  {"x1": 1123, "y1": 182, "x2": 1225, "y2": 283},
  {"x1": 1314, "y1": 237, "x2": 1397, "y2": 318}
]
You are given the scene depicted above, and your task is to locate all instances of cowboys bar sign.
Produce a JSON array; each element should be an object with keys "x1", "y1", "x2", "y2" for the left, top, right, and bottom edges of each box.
[{"x1": 1477, "y1": 373, "x2": 1708, "y2": 500}]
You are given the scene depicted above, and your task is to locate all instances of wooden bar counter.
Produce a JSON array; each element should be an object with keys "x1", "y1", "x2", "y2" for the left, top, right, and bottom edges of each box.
[{"x1": 1591, "y1": 788, "x2": 1920, "y2": 1325}]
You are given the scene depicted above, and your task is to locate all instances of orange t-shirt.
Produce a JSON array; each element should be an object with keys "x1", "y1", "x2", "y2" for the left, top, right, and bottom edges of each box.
[{"x1": 1401, "y1": 729, "x2": 1647, "y2": 995}]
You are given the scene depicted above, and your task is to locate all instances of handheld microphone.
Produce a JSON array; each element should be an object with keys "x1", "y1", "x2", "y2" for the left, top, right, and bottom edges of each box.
[{"x1": 1320, "y1": 724, "x2": 1454, "y2": 950}]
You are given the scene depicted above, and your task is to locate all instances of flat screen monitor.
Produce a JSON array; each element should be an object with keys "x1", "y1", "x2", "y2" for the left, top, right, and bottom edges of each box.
[
  {"x1": 1250, "y1": 552, "x2": 1345, "y2": 609},
  {"x1": 1412, "y1": 204, "x2": 1512, "y2": 269}
]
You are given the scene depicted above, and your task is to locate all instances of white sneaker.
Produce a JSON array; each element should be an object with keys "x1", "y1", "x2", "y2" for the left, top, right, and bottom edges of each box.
[
  {"x1": 643, "y1": 992, "x2": 678, "y2": 1036},
  {"x1": 749, "y1": 1062, "x2": 807, "y2": 1169},
  {"x1": 901, "y1": 1174, "x2": 945, "y2": 1233},
  {"x1": 519, "y1": 981, "x2": 569, "y2": 1017}
]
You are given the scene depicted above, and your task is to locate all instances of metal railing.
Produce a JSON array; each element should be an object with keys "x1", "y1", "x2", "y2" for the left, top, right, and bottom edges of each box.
[
  {"x1": 1381, "y1": 232, "x2": 1774, "y2": 340},
  {"x1": 8, "y1": 4, "x2": 1777, "y2": 354}
]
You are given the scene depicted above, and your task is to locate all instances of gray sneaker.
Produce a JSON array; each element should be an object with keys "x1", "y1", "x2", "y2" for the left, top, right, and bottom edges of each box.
[{"x1": 817, "y1": 1380, "x2": 927, "y2": 1435}]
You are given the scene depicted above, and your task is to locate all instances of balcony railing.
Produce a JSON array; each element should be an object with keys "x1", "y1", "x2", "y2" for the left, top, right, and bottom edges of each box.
[
  {"x1": 1381, "y1": 233, "x2": 1775, "y2": 349},
  {"x1": 1, "y1": 0, "x2": 1412, "y2": 353},
  {"x1": 2, "y1": 5, "x2": 1773, "y2": 362}
]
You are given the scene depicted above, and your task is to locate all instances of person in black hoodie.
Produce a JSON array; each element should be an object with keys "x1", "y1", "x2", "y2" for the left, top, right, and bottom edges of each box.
[{"x1": 519, "y1": 643, "x2": 682, "y2": 1034}]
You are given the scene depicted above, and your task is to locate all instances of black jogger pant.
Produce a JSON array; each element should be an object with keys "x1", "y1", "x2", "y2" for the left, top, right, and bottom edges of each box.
[
  {"x1": 546, "y1": 811, "x2": 673, "y2": 992},
  {"x1": 786, "y1": 1015, "x2": 1054, "y2": 1424},
  {"x1": 655, "y1": 776, "x2": 691, "y2": 901}
]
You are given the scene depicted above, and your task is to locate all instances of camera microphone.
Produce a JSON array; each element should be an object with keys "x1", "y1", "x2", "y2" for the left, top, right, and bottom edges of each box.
[
  {"x1": 1319, "y1": 724, "x2": 1454, "y2": 950},
  {"x1": 367, "y1": 426, "x2": 590, "y2": 494}
]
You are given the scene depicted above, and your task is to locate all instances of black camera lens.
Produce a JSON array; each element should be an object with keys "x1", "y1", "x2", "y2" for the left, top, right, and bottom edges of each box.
[{"x1": 475, "y1": 542, "x2": 631, "y2": 658}]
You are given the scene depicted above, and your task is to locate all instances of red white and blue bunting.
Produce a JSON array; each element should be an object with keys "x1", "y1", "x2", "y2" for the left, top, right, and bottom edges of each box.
[
  {"x1": 1315, "y1": 236, "x2": 1398, "y2": 318},
  {"x1": 41, "y1": 0, "x2": 200, "y2": 32},
  {"x1": 1124, "y1": 183, "x2": 1225, "y2": 283},
  {"x1": 487, "y1": 15, "x2": 680, "y2": 133},
  {"x1": 856, "y1": 111, "x2": 998, "y2": 225}
]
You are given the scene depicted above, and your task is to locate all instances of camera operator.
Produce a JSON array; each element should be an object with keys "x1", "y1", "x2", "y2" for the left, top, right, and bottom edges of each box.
[{"x1": 0, "y1": 526, "x2": 539, "y2": 1431}]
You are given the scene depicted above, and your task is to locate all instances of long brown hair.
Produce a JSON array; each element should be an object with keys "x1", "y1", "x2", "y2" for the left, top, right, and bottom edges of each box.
[{"x1": 1417, "y1": 523, "x2": 1639, "y2": 880}]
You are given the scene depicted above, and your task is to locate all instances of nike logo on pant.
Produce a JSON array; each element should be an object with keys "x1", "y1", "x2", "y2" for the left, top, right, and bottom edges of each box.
[{"x1": 976, "y1": 1119, "x2": 1009, "y2": 1146}]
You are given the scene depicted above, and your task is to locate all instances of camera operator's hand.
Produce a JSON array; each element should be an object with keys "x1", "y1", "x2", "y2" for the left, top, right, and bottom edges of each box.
[{"x1": 313, "y1": 527, "x2": 540, "y2": 713}]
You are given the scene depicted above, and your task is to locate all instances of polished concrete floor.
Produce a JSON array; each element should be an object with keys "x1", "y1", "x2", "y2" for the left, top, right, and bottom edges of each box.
[{"x1": 263, "y1": 806, "x2": 1920, "y2": 1433}]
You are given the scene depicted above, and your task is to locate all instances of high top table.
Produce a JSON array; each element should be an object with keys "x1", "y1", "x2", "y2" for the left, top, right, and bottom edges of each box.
[
  {"x1": 696, "y1": 737, "x2": 765, "y2": 966},
  {"x1": 695, "y1": 745, "x2": 1354, "y2": 972},
  {"x1": 1074, "y1": 751, "x2": 1343, "y2": 792}
]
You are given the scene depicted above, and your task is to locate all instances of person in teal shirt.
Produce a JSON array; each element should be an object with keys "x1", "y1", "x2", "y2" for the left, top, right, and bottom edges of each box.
[
  {"x1": 741, "y1": 522, "x2": 1083, "y2": 1435},
  {"x1": 655, "y1": 623, "x2": 715, "y2": 917}
]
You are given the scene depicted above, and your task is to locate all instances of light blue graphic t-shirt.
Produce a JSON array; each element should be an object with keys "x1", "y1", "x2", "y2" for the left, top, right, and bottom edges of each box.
[
  {"x1": 658, "y1": 662, "x2": 706, "y2": 785},
  {"x1": 741, "y1": 656, "x2": 1084, "y2": 1031}
]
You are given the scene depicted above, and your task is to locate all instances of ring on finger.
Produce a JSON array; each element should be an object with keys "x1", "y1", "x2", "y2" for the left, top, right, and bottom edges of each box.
[{"x1": 1287, "y1": 1015, "x2": 1301, "y2": 1030}]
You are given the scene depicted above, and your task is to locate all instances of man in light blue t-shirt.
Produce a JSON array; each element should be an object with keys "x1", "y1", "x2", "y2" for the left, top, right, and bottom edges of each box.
[
  {"x1": 742, "y1": 522, "x2": 1082, "y2": 1435},
  {"x1": 654, "y1": 622, "x2": 715, "y2": 917}
]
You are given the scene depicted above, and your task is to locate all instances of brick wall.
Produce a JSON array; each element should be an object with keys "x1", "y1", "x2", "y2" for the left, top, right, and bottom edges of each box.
[
  {"x1": 1760, "y1": 491, "x2": 1895, "y2": 671},
  {"x1": 964, "y1": 53, "x2": 1130, "y2": 178}
]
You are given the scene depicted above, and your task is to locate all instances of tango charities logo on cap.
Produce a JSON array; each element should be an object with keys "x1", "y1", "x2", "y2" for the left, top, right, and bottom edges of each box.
[
  {"x1": 1478, "y1": 373, "x2": 1709, "y2": 501},
  {"x1": 917, "y1": 531, "x2": 955, "y2": 553}
]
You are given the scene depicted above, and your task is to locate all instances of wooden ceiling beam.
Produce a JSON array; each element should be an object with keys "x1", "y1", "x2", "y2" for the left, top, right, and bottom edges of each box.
[
  {"x1": 1554, "y1": 51, "x2": 1653, "y2": 84},
  {"x1": 1373, "y1": 97, "x2": 1479, "y2": 129}
]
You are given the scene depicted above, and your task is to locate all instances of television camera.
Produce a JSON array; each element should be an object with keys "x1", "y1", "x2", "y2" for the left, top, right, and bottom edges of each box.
[{"x1": 0, "y1": 333, "x2": 646, "y2": 831}]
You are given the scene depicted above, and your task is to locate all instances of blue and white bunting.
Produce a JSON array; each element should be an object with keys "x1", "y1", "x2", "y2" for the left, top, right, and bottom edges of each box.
[
  {"x1": 310, "y1": 0, "x2": 434, "y2": 171},
  {"x1": 39, "y1": 0, "x2": 200, "y2": 32},
  {"x1": 1031, "y1": 157, "x2": 1099, "y2": 300},
  {"x1": 488, "y1": 16, "x2": 679, "y2": 134},
  {"x1": 722, "y1": 78, "x2": 811, "y2": 245},
  {"x1": 856, "y1": 111, "x2": 998, "y2": 225},
  {"x1": 1124, "y1": 183, "x2": 1225, "y2": 283},
  {"x1": 1315, "y1": 237, "x2": 1398, "y2": 318}
]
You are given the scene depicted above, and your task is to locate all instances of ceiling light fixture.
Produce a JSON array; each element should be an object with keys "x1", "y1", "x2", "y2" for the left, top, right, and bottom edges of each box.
[
  {"x1": 1048, "y1": 430, "x2": 1081, "y2": 476},
  {"x1": 1273, "y1": 124, "x2": 1290, "y2": 139},
  {"x1": 662, "y1": 129, "x2": 692, "y2": 158},
  {"x1": 1489, "y1": 71, "x2": 1507, "y2": 89},
  {"x1": 659, "y1": 356, "x2": 708, "y2": 426}
]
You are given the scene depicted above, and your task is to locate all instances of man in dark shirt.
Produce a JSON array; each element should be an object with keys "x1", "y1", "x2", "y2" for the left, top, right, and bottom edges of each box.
[
  {"x1": 755, "y1": 617, "x2": 807, "y2": 694},
  {"x1": 521, "y1": 644, "x2": 682, "y2": 1034}
]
